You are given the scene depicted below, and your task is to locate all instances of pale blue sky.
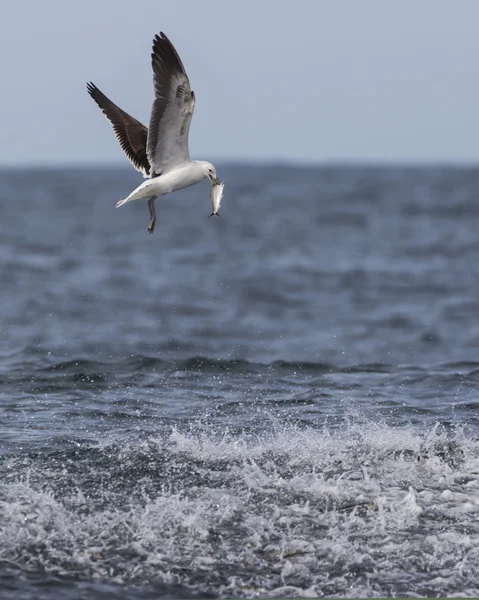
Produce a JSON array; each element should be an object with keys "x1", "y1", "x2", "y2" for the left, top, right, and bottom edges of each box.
[{"x1": 1, "y1": 0, "x2": 478, "y2": 165}]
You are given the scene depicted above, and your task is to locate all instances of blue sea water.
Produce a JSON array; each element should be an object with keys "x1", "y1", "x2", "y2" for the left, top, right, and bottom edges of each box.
[{"x1": 1, "y1": 164, "x2": 479, "y2": 598}]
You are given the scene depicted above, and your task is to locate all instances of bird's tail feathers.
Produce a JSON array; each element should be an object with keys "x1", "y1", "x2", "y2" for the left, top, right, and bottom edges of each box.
[{"x1": 116, "y1": 197, "x2": 130, "y2": 208}]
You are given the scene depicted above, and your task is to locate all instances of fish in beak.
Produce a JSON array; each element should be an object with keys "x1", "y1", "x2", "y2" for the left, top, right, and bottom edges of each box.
[{"x1": 209, "y1": 181, "x2": 225, "y2": 217}]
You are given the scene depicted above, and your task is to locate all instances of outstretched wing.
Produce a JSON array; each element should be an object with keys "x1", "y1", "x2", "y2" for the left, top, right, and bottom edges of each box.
[
  {"x1": 87, "y1": 82, "x2": 150, "y2": 176},
  {"x1": 146, "y1": 32, "x2": 195, "y2": 177}
]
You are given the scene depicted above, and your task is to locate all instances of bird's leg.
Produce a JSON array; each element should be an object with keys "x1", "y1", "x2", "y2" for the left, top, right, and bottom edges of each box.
[{"x1": 147, "y1": 197, "x2": 156, "y2": 234}]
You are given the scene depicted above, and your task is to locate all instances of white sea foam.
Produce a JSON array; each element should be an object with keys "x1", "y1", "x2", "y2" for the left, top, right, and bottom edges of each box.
[{"x1": 0, "y1": 419, "x2": 478, "y2": 597}]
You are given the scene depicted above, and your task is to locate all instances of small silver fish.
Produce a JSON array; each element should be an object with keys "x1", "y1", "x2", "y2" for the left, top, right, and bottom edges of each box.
[{"x1": 209, "y1": 182, "x2": 225, "y2": 218}]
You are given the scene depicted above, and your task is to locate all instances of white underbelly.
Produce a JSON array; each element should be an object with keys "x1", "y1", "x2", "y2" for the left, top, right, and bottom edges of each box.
[{"x1": 122, "y1": 164, "x2": 205, "y2": 203}]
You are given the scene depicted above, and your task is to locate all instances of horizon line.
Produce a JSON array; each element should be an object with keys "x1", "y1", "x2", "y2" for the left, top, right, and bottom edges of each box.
[{"x1": 1, "y1": 158, "x2": 479, "y2": 171}]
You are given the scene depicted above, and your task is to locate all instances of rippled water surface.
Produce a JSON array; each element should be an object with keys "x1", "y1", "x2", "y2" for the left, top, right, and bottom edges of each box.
[{"x1": 2, "y1": 165, "x2": 479, "y2": 598}]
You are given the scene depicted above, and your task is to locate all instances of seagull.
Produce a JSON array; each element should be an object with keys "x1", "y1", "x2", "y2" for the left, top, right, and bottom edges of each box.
[{"x1": 87, "y1": 32, "x2": 220, "y2": 234}]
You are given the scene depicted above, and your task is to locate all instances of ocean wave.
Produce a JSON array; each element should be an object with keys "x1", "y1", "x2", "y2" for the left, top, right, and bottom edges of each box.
[{"x1": 0, "y1": 421, "x2": 477, "y2": 597}]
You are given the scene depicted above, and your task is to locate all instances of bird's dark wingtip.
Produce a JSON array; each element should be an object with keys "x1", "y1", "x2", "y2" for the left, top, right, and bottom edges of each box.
[{"x1": 86, "y1": 82, "x2": 97, "y2": 97}]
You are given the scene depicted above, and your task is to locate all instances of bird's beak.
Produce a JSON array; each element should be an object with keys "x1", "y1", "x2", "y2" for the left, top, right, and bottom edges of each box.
[{"x1": 210, "y1": 175, "x2": 220, "y2": 185}]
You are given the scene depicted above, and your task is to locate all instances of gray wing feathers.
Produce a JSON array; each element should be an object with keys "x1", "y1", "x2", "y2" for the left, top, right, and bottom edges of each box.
[
  {"x1": 86, "y1": 82, "x2": 150, "y2": 176},
  {"x1": 146, "y1": 33, "x2": 195, "y2": 177}
]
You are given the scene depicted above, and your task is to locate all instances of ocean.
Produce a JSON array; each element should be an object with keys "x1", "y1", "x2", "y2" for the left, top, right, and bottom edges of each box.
[{"x1": 1, "y1": 164, "x2": 479, "y2": 598}]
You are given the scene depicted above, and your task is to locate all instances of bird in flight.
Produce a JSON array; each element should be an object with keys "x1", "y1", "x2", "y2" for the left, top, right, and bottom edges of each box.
[{"x1": 87, "y1": 32, "x2": 221, "y2": 234}]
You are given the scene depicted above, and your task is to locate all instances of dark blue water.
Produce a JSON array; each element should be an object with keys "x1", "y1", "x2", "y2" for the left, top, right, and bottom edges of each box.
[{"x1": 1, "y1": 165, "x2": 479, "y2": 598}]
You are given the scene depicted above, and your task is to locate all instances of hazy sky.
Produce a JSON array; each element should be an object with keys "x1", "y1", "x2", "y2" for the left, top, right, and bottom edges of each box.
[{"x1": 1, "y1": 0, "x2": 479, "y2": 165}]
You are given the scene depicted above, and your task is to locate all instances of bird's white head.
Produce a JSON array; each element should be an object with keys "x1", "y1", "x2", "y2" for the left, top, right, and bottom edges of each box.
[{"x1": 198, "y1": 161, "x2": 220, "y2": 185}]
